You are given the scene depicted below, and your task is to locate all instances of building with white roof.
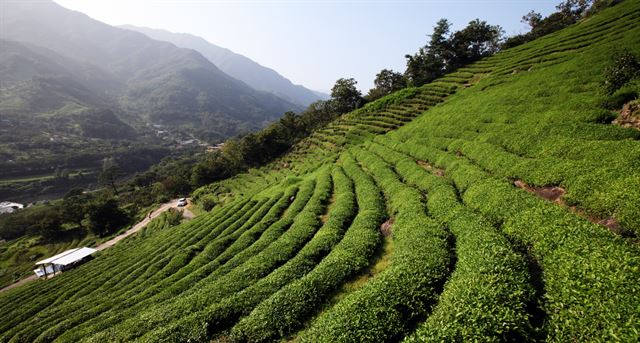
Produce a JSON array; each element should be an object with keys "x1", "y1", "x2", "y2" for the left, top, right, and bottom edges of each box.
[
  {"x1": 0, "y1": 202, "x2": 24, "y2": 215},
  {"x1": 33, "y1": 247, "x2": 97, "y2": 278}
]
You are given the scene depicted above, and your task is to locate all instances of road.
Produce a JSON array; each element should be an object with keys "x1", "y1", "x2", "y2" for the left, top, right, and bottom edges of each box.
[
  {"x1": 0, "y1": 199, "x2": 194, "y2": 293},
  {"x1": 96, "y1": 199, "x2": 193, "y2": 250}
]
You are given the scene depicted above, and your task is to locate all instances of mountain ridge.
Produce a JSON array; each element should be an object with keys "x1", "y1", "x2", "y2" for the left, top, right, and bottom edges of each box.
[
  {"x1": 120, "y1": 24, "x2": 329, "y2": 107},
  {"x1": 0, "y1": 0, "x2": 301, "y2": 140}
]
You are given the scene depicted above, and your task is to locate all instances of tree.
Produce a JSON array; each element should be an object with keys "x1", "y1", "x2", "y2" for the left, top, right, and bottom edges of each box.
[
  {"x1": 556, "y1": 0, "x2": 593, "y2": 19},
  {"x1": 405, "y1": 19, "x2": 451, "y2": 86},
  {"x1": 35, "y1": 207, "x2": 63, "y2": 239},
  {"x1": 132, "y1": 171, "x2": 157, "y2": 188},
  {"x1": 367, "y1": 69, "x2": 407, "y2": 101},
  {"x1": 429, "y1": 18, "x2": 453, "y2": 63},
  {"x1": 86, "y1": 197, "x2": 129, "y2": 237},
  {"x1": 449, "y1": 19, "x2": 503, "y2": 68},
  {"x1": 275, "y1": 111, "x2": 303, "y2": 142},
  {"x1": 405, "y1": 18, "x2": 501, "y2": 85},
  {"x1": 504, "y1": 0, "x2": 620, "y2": 49},
  {"x1": 161, "y1": 174, "x2": 192, "y2": 198},
  {"x1": 0, "y1": 205, "x2": 64, "y2": 240},
  {"x1": 99, "y1": 159, "x2": 124, "y2": 196},
  {"x1": 60, "y1": 188, "x2": 87, "y2": 228},
  {"x1": 299, "y1": 100, "x2": 337, "y2": 131},
  {"x1": 522, "y1": 10, "x2": 543, "y2": 29},
  {"x1": 587, "y1": 0, "x2": 622, "y2": 16},
  {"x1": 331, "y1": 78, "x2": 364, "y2": 114}
]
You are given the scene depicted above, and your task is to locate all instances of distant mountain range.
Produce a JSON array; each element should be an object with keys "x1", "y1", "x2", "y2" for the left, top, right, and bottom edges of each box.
[
  {"x1": 121, "y1": 25, "x2": 329, "y2": 107},
  {"x1": 0, "y1": 0, "x2": 306, "y2": 142},
  {"x1": 0, "y1": 0, "x2": 320, "y2": 189}
]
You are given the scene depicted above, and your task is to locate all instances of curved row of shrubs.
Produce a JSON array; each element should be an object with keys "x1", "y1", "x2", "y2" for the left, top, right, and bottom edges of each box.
[
  {"x1": 379, "y1": 135, "x2": 640, "y2": 341},
  {"x1": 84, "y1": 169, "x2": 333, "y2": 341},
  {"x1": 367, "y1": 141, "x2": 535, "y2": 342},
  {"x1": 56, "y1": 186, "x2": 308, "y2": 342},
  {"x1": 301, "y1": 148, "x2": 451, "y2": 342},
  {"x1": 1, "y1": 198, "x2": 254, "y2": 341},
  {"x1": 31, "y1": 197, "x2": 285, "y2": 342},
  {"x1": 230, "y1": 154, "x2": 386, "y2": 342},
  {"x1": 143, "y1": 166, "x2": 357, "y2": 341}
]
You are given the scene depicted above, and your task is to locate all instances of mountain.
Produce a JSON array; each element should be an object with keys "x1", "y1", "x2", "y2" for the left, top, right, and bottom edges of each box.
[
  {"x1": 121, "y1": 25, "x2": 328, "y2": 107},
  {"x1": 0, "y1": 0, "x2": 301, "y2": 142},
  {"x1": 0, "y1": 39, "x2": 118, "y2": 114},
  {"x1": 312, "y1": 90, "x2": 331, "y2": 100},
  {"x1": 0, "y1": 38, "x2": 136, "y2": 150},
  {"x1": 0, "y1": 0, "x2": 303, "y2": 200}
]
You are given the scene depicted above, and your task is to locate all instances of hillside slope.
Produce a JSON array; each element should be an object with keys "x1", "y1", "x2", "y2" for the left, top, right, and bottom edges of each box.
[
  {"x1": 121, "y1": 25, "x2": 328, "y2": 107},
  {"x1": 0, "y1": 39, "x2": 133, "y2": 137},
  {"x1": 1, "y1": 2, "x2": 639, "y2": 342}
]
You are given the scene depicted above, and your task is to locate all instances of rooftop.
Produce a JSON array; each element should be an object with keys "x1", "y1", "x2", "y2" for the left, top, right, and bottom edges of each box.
[{"x1": 35, "y1": 247, "x2": 97, "y2": 266}]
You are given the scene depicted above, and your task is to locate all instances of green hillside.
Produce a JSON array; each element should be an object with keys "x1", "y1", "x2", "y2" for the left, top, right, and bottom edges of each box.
[{"x1": 1, "y1": 1, "x2": 639, "y2": 342}]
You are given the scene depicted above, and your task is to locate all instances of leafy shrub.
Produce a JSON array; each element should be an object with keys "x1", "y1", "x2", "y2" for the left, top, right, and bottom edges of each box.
[
  {"x1": 599, "y1": 87, "x2": 638, "y2": 109},
  {"x1": 602, "y1": 50, "x2": 640, "y2": 94},
  {"x1": 230, "y1": 157, "x2": 384, "y2": 342},
  {"x1": 164, "y1": 208, "x2": 183, "y2": 226},
  {"x1": 198, "y1": 195, "x2": 217, "y2": 211}
]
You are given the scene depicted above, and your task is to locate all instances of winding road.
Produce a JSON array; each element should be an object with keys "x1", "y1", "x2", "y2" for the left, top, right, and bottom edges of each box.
[{"x1": 96, "y1": 199, "x2": 193, "y2": 251}]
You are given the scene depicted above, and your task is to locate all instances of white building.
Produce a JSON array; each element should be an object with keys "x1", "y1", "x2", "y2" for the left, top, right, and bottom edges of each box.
[
  {"x1": 0, "y1": 202, "x2": 24, "y2": 214},
  {"x1": 33, "y1": 247, "x2": 97, "y2": 278}
]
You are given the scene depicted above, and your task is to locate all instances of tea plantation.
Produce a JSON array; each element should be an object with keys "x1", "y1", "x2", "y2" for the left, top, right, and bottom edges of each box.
[{"x1": 1, "y1": 1, "x2": 639, "y2": 342}]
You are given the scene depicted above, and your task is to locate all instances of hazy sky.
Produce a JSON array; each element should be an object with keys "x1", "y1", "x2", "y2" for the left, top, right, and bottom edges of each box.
[{"x1": 54, "y1": 0, "x2": 558, "y2": 93}]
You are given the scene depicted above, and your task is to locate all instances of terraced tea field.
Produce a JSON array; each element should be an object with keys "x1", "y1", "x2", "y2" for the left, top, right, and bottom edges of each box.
[{"x1": 2, "y1": 2, "x2": 639, "y2": 342}]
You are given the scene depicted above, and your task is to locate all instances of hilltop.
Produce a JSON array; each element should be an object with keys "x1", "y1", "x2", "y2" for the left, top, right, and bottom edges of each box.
[{"x1": 1, "y1": 1, "x2": 639, "y2": 342}]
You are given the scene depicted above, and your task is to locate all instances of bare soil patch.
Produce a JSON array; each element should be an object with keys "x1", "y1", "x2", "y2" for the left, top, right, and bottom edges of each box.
[
  {"x1": 613, "y1": 100, "x2": 640, "y2": 130},
  {"x1": 380, "y1": 218, "x2": 394, "y2": 237},
  {"x1": 417, "y1": 160, "x2": 445, "y2": 177},
  {"x1": 513, "y1": 180, "x2": 565, "y2": 203},
  {"x1": 514, "y1": 180, "x2": 635, "y2": 237}
]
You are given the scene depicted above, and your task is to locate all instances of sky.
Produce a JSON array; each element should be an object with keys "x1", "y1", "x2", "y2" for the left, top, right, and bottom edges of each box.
[{"x1": 54, "y1": 0, "x2": 559, "y2": 93}]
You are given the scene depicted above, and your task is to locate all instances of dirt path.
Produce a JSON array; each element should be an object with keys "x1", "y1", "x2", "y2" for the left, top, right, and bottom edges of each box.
[
  {"x1": 96, "y1": 199, "x2": 184, "y2": 250},
  {"x1": 0, "y1": 275, "x2": 38, "y2": 293},
  {"x1": 1, "y1": 198, "x2": 194, "y2": 293}
]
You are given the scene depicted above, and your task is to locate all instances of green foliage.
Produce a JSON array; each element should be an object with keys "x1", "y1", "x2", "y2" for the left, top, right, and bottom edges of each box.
[
  {"x1": 0, "y1": 205, "x2": 62, "y2": 240},
  {"x1": 602, "y1": 49, "x2": 640, "y2": 94},
  {"x1": 367, "y1": 69, "x2": 407, "y2": 101},
  {"x1": 503, "y1": 0, "x2": 621, "y2": 49},
  {"x1": 1, "y1": 3, "x2": 640, "y2": 343},
  {"x1": 86, "y1": 197, "x2": 130, "y2": 237},
  {"x1": 146, "y1": 168, "x2": 353, "y2": 342},
  {"x1": 230, "y1": 156, "x2": 385, "y2": 342},
  {"x1": 59, "y1": 188, "x2": 87, "y2": 227},
  {"x1": 405, "y1": 18, "x2": 502, "y2": 86},
  {"x1": 198, "y1": 195, "x2": 217, "y2": 211},
  {"x1": 77, "y1": 170, "x2": 332, "y2": 341},
  {"x1": 368, "y1": 141, "x2": 534, "y2": 341},
  {"x1": 98, "y1": 159, "x2": 124, "y2": 196},
  {"x1": 303, "y1": 148, "x2": 451, "y2": 342},
  {"x1": 330, "y1": 78, "x2": 364, "y2": 114},
  {"x1": 164, "y1": 208, "x2": 184, "y2": 226}
]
